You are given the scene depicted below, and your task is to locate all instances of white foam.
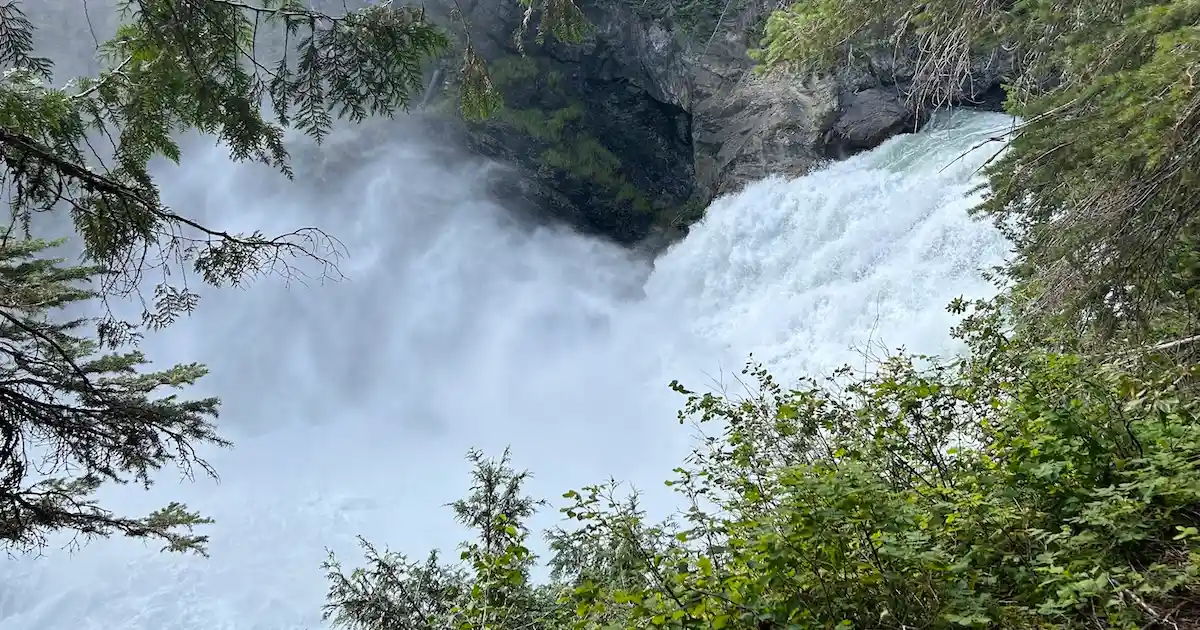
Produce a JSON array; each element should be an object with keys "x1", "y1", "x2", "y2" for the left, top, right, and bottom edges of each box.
[{"x1": 0, "y1": 110, "x2": 1013, "y2": 629}]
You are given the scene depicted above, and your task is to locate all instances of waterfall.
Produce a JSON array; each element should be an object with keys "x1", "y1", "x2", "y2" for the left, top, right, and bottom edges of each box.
[{"x1": 0, "y1": 109, "x2": 1012, "y2": 630}]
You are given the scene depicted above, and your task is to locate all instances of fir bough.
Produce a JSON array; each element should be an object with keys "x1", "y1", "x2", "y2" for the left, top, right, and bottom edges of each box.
[
  {"x1": 0, "y1": 0, "x2": 587, "y2": 554},
  {"x1": 0, "y1": 237, "x2": 223, "y2": 554}
]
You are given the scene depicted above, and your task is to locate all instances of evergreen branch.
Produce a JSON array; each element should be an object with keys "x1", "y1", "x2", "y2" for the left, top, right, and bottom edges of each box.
[
  {"x1": 0, "y1": 126, "x2": 345, "y2": 281},
  {"x1": 207, "y1": 0, "x2": 349, "y2": 23},
  {"x1": 72, "y1": 55, "x2": 134, "y2": 101},
  {"x1": 0, "y1": 308, "x2": 114, "y2": 406}
]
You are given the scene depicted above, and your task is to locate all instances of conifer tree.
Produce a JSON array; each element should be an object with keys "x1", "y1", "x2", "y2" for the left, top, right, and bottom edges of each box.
[
  {"x1": 0, "y1": 237, "x2": 222, "y2": 553},
  {"x1": 0, "y1": 0, "x2": 586, "y2": 555},
  {"x1": 324, "y1": 4, "x2": 1200, "y2": 627},
  {"x1": 322, "y1": 449, "x2": 563, "y2": 630}
]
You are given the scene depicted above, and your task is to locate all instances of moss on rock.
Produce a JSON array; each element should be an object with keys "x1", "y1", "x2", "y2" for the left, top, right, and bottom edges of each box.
[{"x1": 449, "y1": 50, "x2": 696, "y2": 243}]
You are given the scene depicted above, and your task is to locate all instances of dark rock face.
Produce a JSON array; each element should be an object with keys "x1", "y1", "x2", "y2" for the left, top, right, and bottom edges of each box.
[
  {"x1": 435, "y1": 53, "x2": 698, "y2": 246},
  {"x1": 827, "y1": 88, "x2": 921, "y2": 158},
  {"x1": 425, "y1": 0, "x2": 1010, "y2": 247},
  {"x1": 22, "y1": 0, "x2": 1008, "y2": 249}
]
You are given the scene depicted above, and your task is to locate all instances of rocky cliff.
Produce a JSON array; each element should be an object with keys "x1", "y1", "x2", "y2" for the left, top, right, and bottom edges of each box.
[
  {"x1": 30, "y1": 0, "x2": 1008, "y2": 250},
  {"x1": 425, "y1": 0, "x2": 1010, "y2": 248}
]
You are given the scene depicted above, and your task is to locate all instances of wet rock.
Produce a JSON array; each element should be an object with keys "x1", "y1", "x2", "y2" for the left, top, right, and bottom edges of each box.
[
  {"x1": 302, "y1": 0, "x2": 1012, "y2": 247},
  {"x1": 827, "y1": 87, "x2": 920, "y2": 158},
  {"x1": 426, "y1": 0, "x2": 1009, "y2": 246}
]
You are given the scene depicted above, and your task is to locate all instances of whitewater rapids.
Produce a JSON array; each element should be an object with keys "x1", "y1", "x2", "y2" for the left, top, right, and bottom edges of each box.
[{"x1": 0, "y1": 110, "x2": 1013, "y2": 629}]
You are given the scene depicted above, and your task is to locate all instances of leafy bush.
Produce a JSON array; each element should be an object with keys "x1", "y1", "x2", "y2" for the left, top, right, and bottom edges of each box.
[{"x1": 327, "y1": 298, "x2": 1200, "y2": 629}]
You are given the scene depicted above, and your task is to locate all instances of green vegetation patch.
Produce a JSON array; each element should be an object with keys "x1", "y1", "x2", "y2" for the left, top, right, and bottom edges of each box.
[
  {"x1": 534, "y1": 125, "x2": 662, "y2": 220},
  {"x1": 616, "y1": 0, "x2": 757, "y2": 39},
  {"x1": 488, "y1": 55, "x2": 543, "y2": 87},
  {"x1": 755, "y1": 0, "x2": 1200, "y2": 344},
  {"x1": 496, "y1": 102, "x2": 583, "y2": 143},
  {"x1": 483, "y1": 53, "x2": 683, "y2": 227},
  {"x1": 326, "y1": 297, "x2": 1200, "y2": 630}
]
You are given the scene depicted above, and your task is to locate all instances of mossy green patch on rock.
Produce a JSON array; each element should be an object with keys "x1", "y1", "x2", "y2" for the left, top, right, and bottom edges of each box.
[
  {"x1": 512, "y1": 102, "x2": 676, "y2": 231},
  {"x1": 452, "y1": 49, "x2": 696, "y2": 243},
  {"x1": 613, "y1": 0, "x2": 756, "y2": 39},
  {"x1": 539, "y1": 134, "x2": 656, "y2": 216},
  {"x1": 495, "y1": 102, "x2": 583, "y2": 142},
  {"x1": 418, "y1": 0, "x2": 701, "y2": 247},
  {"x1": 488, "y1": 55, "x2": 542, "y2": 87}
]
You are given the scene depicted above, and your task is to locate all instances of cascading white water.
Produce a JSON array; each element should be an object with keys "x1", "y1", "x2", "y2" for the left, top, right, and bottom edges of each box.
[{"x1": 0, "y1": 109, "x2": 1013, "y2": 630}]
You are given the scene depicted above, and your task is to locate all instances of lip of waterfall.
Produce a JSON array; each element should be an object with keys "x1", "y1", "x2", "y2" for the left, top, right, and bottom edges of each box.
[
  {"x1": 646, "y1": 108, "x2": 1014, "y2": 382},
  {"x1": 0, "y1": 109, "x2": 1013, "y2": 630}
]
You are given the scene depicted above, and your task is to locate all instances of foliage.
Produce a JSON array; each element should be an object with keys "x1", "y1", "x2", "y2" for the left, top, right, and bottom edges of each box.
[
  {"x1": 483, "y1": 53, "x2": 682, "y2": 230},
  {"x1": 616, "y1": 0, "x2": 756, "y2": 40},
  {"x1": 517, "y1": 0, "x2": 589, "y2": 49},
  {"x1": 327, "y1": 297, "x2": 1200, "y2": 629},
  {"x1": 0, "y1": 0, "x2": 587, "y2": 554},
  {"x1": 322, "y1": 0, "x2": 1200, "y2": 627},
  {"x1": 755, "y1": 0, "x2": 1200, "y2": 346},
  {"x1": 323, "y1": 449, "x2": 567, "y2": 630},
  {"x1": 0, "y1": 237, "x2": 223, "y2": 554}
]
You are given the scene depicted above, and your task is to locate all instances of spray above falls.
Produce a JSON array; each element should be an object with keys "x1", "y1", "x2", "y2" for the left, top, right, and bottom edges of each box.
[{"x1": 0, "y1": 110, "x2": 1012, "y2": 630}]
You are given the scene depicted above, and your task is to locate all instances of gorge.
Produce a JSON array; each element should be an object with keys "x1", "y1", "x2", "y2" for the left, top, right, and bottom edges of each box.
[
  {"x1": 0, "y1": 1, "x2": 1017, "y2": 627},
  {"x1": 327, "y1": 0, "x2": 1011, "y2": 246},
  {"x1": 0, "y1": 105, "x2": 1012, "y2": 628},
  {"x1": 4, "y1": 0, "x2": 1197, "y2": 626}
]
